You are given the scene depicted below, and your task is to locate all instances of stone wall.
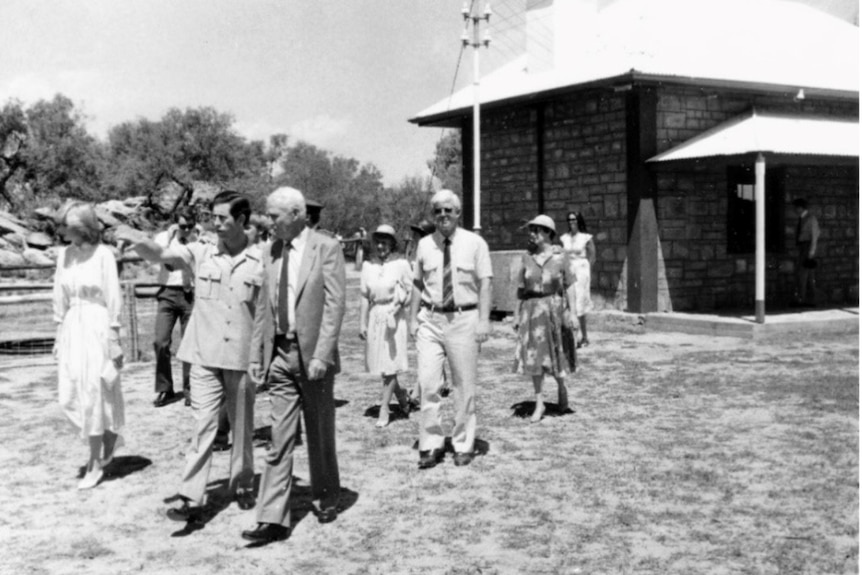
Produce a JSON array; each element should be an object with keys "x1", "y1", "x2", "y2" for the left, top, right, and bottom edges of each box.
[
  {"x1": 480, "y1": 89, "x2": 628, "y2": 309},
  {"x1": 653, "y1": 86, "x2": 859, "y2": 310},
  {"x1": 474, "y1": 82, "x2": 858, "y2": 312}
]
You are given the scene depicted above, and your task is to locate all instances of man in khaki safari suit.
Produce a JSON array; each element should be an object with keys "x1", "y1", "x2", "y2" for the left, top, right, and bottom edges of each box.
[{"x1": 242, "y1": 186, "x2": 346, "y2": 544}]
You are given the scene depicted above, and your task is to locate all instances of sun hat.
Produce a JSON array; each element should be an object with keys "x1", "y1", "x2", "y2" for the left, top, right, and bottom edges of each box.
[
  {"x1": 525, "y1": 214, "x2": 556, "y2": 234},
  {"x1": 372, "y1": 224, "x2": 397, "y2": 240}
]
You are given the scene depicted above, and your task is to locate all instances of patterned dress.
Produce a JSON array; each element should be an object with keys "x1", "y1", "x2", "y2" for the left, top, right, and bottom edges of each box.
[
  {"x1": 361, "y1": 257, "x2": 413, "y2": 375},
  {"x1": 561, "y1": 232, "x2": 593, "y2": 317},
  {"x1": 513, "y1": 249, "x2": 576, "y2": 377},
  {"x1": 53, "y1": 244, "x2": 125, "y2": 440}
]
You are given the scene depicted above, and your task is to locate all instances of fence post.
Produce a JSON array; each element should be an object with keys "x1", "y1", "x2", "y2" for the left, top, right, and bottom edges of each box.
[{"x1": 123, "y1": 282, "x2": 140, "y2": 361}]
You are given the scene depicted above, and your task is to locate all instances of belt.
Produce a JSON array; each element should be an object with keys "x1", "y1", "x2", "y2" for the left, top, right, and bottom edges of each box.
[
  {"x1": 518, "y1": 291, "x2": 555, "y2": 301},
  {"x1": 275, "y1": 333, "x2": 299, "y2": 351},
  {"x1": 421, "y1": 301, "x2": 478, "y2": 313}
]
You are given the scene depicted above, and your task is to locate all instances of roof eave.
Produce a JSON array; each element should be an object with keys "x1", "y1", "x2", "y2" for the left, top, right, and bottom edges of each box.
[{"x1": 410, "y1": 71, "x2": 859, "y2": 127}]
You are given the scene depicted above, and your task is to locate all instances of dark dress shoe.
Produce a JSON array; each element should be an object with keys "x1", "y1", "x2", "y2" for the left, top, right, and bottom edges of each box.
[
  {"x1": 166, "y1": 499, "x2": 201, "y2": 522},
  {"x1": 242, "y1": 523, "x2": 288, "y2": 543},
  {"x1": 418, "y1": 448, "x2": 444, "y2": 469},
  {"x1": 154, "y1": 391, "x2": 177, "y2": 407},
  {"x1": 212, "y1": 435, "x2": 231, "y2": 452},
  {"x1": 317, "y1": 506, "x2": 338, "y2": 524},
  {"x1": 236, "y1": 490, "x2": 255, "y2": 511},
  {"x1": 453, "y1": 452, "x2": 474, "y2": 467}
]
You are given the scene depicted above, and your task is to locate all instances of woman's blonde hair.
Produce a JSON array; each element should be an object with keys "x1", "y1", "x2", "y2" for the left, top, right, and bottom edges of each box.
[{"x1": 57, "y1": 201, "x2": 103, "y2": 244}]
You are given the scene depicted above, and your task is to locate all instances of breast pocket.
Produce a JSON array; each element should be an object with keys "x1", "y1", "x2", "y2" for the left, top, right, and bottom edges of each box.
[
  {"x1": 196, "y1": 266, "x2": 222, "y2": 300},
  {"x1": 241, "y1": 274, "x2": 262, "y2": 305},
  {"x1": 455, "y1": 262, "x2": 476, "y2": 285}
]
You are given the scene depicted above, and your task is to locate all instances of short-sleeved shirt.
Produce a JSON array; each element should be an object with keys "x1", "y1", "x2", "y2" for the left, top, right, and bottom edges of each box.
[
  {"x1": 796, "y1": 212, "x2": 820, "y2": 244},
  {"x1": 173, "y1": 238, "x2": 264, "y2": 371},
  {"x1": 154, "y1": 228, "x2": 193, "y2": 288},
  {"x1": 414, "y1": 227, "x2": 493, "y2": 307}
]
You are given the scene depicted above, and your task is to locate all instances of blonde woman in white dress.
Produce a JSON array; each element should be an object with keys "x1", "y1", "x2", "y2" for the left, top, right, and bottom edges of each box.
[
  {"x1": 359, "y1": 225, "x2": 412, "y2": 427},
  {"x1": 53, "y1": 202, "x2": 125, "y2": 489},
  {"x1": 560, "y1": 211, "x2": 596, "y2": 347}
]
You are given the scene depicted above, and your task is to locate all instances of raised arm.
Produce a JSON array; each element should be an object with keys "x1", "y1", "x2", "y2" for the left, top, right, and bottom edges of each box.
[{"x1": 114, "y1": 224, "x2": 188, "y2": 269}]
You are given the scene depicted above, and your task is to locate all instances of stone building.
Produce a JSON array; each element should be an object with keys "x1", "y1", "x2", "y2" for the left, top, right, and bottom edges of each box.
[{"x1": 410, "y1": 0, "x2": 859, "y2": 313}]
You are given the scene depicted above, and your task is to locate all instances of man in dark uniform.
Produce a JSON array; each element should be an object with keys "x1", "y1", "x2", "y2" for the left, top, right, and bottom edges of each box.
[{"x1": 792, "y1": 198, "x2": 820, "y2": 307}]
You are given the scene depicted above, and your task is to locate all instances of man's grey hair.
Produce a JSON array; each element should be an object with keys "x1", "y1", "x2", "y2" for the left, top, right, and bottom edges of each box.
[
  {"x1": 431, "y1": 189, "x2": 462, "y2": 211},
  {"x1": 268, "y1": 186, "x2": 307, "y2": 218}
]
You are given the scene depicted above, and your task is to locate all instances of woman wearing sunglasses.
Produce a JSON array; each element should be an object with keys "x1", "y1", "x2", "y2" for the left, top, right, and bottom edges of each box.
[
  {"x1": 513, "y1": 215, "x2": 576, "y2": 423},
  {"x1": 560, "y1": 211, "x2": 595, "y2": 347}
]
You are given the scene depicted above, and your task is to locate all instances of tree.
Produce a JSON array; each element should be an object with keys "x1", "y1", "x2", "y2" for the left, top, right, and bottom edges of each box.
[
  {"x1": 104, "y1": 106, "x2": 269, "y2": 213},
  {"x1": 0, "y1": 100, "x2": 28, "y2": 208},
  {"x1": 0, "y1": 95, "x2": 106, "y2": 210},
  {"x1": 428, "y1": 129, "x2": 462, "y2": 196}
]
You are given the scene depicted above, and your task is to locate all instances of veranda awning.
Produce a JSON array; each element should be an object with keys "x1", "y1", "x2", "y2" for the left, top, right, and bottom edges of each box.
[{"x1": 647, "y1": 111, "x2": 859, "y2": 163}]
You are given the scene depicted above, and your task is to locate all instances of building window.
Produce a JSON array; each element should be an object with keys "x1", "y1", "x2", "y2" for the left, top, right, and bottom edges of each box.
[{"x1": 726, "y1": 166, "x2": 785, "y2": 254}]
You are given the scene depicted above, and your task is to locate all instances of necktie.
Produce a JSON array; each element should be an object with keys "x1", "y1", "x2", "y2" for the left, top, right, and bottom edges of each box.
[
  {"x1": 442, "y1": 237, "x2": 454, "y2": 308},
  {"x1": 278, "y1": 243, "x2": 291, "y2": 333}
]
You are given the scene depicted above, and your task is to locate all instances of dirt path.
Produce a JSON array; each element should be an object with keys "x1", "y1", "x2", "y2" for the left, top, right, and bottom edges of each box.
[{"x1": 0, "y1": 291, "x2": 857, "y2": 574}]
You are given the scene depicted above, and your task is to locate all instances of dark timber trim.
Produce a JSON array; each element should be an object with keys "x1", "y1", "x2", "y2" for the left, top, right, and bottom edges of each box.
[{"x1": 625, "y1": 86, "x2": 659, "y2": 313}]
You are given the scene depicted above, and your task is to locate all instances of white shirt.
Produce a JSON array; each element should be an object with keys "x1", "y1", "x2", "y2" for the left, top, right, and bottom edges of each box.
[
  {"x1": 276, "y1": 226, "x2": 309, "y2": 335},
  {"x1": 155, "y1": 227, "x2": 193, "y2": 288}
]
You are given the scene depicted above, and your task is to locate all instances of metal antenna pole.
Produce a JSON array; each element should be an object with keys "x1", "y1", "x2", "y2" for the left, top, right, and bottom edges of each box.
[{"x1": 462, "y1": 2, "x2": 491, "y2": 233}]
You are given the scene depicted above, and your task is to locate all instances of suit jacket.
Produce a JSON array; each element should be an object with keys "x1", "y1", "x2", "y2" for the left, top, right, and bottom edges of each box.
[{"x1": 251, "y1": 230, "x2": 346, "y2": 377}]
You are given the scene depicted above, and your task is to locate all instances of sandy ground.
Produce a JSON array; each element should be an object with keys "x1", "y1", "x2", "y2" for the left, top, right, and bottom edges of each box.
[{"x1": 0, "y1": 283, "x2": 857, "y2": 574}]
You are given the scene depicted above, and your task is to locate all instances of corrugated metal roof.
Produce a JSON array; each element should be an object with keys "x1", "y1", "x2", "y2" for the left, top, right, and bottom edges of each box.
[
  {"x1": 412, "y1": 0, "x2": 859, "y2": 123},
  {"x1": 647, "y1": 111, "x2": 859, "y2": 161}
]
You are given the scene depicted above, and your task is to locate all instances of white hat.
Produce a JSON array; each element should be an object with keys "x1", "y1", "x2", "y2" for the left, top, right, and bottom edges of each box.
[
  {"x1": 525, "y1": 215, "x2": 556, "y2": 234},
  {"x1": 372, "y1": 224, "x2": 397, "y2": 240}
]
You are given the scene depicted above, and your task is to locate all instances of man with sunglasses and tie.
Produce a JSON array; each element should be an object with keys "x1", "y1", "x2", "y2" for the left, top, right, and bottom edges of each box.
[
  {"x1": 152, "y1": 207, "x2": 198, "y2": 407},
  {"x1": 408, "y1": 189, "x2": 493, "y2": 469}
]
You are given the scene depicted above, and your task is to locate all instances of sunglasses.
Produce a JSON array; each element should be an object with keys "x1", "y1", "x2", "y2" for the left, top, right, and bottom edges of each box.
[
  {"x1": 178, "y1": 224, "x2": 194, "y2": 231},
  {"x1": 434, "y1": 207, "x2": 456, "y2": 215},
  {"x1": 528, "y1": 226, "x2": 547, "y2": 234}
]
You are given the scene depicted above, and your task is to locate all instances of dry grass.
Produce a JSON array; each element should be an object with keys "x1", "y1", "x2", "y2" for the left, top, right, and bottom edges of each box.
[{"x1": 0, "y1": 282, "x2": 857, "y2": 575}]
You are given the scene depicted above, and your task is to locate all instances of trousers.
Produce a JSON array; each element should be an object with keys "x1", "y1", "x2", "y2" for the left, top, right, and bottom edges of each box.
[
  {"x1": 416, "y1": 307, "x2": 478, "y2": 454},
  {"x1": 178, "y1": 364, "x2": 254, "y2": 505},
  {"x1": 256, "y1": 342, "x2": 340, "y2": 527},
  {"x1": 153, "y1": 287, "x2": 193, "y2": 393}
]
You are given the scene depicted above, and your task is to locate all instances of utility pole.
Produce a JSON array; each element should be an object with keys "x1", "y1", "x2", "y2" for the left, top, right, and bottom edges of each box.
[{"x1": 462, "y1": 1, "x2": 491, "y2": 233}]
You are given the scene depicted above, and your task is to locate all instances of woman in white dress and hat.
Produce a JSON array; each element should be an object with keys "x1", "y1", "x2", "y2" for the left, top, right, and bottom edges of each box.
[{"x1": 359, "y1": 224, "x2": 413, "y2": 427}]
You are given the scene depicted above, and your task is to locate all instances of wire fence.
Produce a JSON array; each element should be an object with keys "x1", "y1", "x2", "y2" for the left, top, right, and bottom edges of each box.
[
  {"x1": 0, "y1": 240, "x2": 366, "y2": 358},
  {"x1": 1, "y1": 257, "x2": 163, "y2": 359}
]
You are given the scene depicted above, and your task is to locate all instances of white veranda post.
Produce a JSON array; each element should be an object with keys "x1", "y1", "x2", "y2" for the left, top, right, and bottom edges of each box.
[{"x1": 755, "y1": 153, "x2": 766, "y2": 323}]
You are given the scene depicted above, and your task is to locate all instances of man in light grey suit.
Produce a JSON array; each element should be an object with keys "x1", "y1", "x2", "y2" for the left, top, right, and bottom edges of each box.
[{"x1": 242, "y1": 186, "x2": 346, "y2": 544}]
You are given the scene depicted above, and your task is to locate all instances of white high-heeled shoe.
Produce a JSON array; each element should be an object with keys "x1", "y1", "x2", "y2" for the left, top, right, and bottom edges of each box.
[{"x1": 78, "y1": 468, "x2": 104, "y2": 490}]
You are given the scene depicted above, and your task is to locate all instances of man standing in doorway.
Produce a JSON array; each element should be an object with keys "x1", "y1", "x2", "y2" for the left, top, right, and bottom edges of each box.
[
  {"x1": 408, "y1": 189, "x2": 492, "y2": 469},
  {"x1": 242, "y1": 186, "x2": 346, "y2": 544},
  {"x1": 792, "y1": 198, "x2": 820, "y2": 307}
]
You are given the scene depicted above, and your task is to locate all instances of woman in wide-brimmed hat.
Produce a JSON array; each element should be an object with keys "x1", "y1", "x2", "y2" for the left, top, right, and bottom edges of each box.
[
  {"x1": 359, "y1": 224, "x2": 413, "y2": 427},
  {"x1": 513, "y1": 215, "x2": 576, "y2": 423}
]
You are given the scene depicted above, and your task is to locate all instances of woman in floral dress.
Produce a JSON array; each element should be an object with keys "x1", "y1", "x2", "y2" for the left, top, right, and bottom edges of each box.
[
  {"x1": 513, "y1": 215, "x2": 577, "y2": 423},
  {"x1": 53, "y1": 202, "x2": 125, "y2": 489},
  {"x1": 359, "y1": 224, "x2": 413, "y2": 427}
]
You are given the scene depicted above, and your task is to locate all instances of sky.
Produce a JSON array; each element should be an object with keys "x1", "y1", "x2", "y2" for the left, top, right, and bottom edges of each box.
[{"x1": 1, "y1": 0, "x2": 858, "y2": 186}]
